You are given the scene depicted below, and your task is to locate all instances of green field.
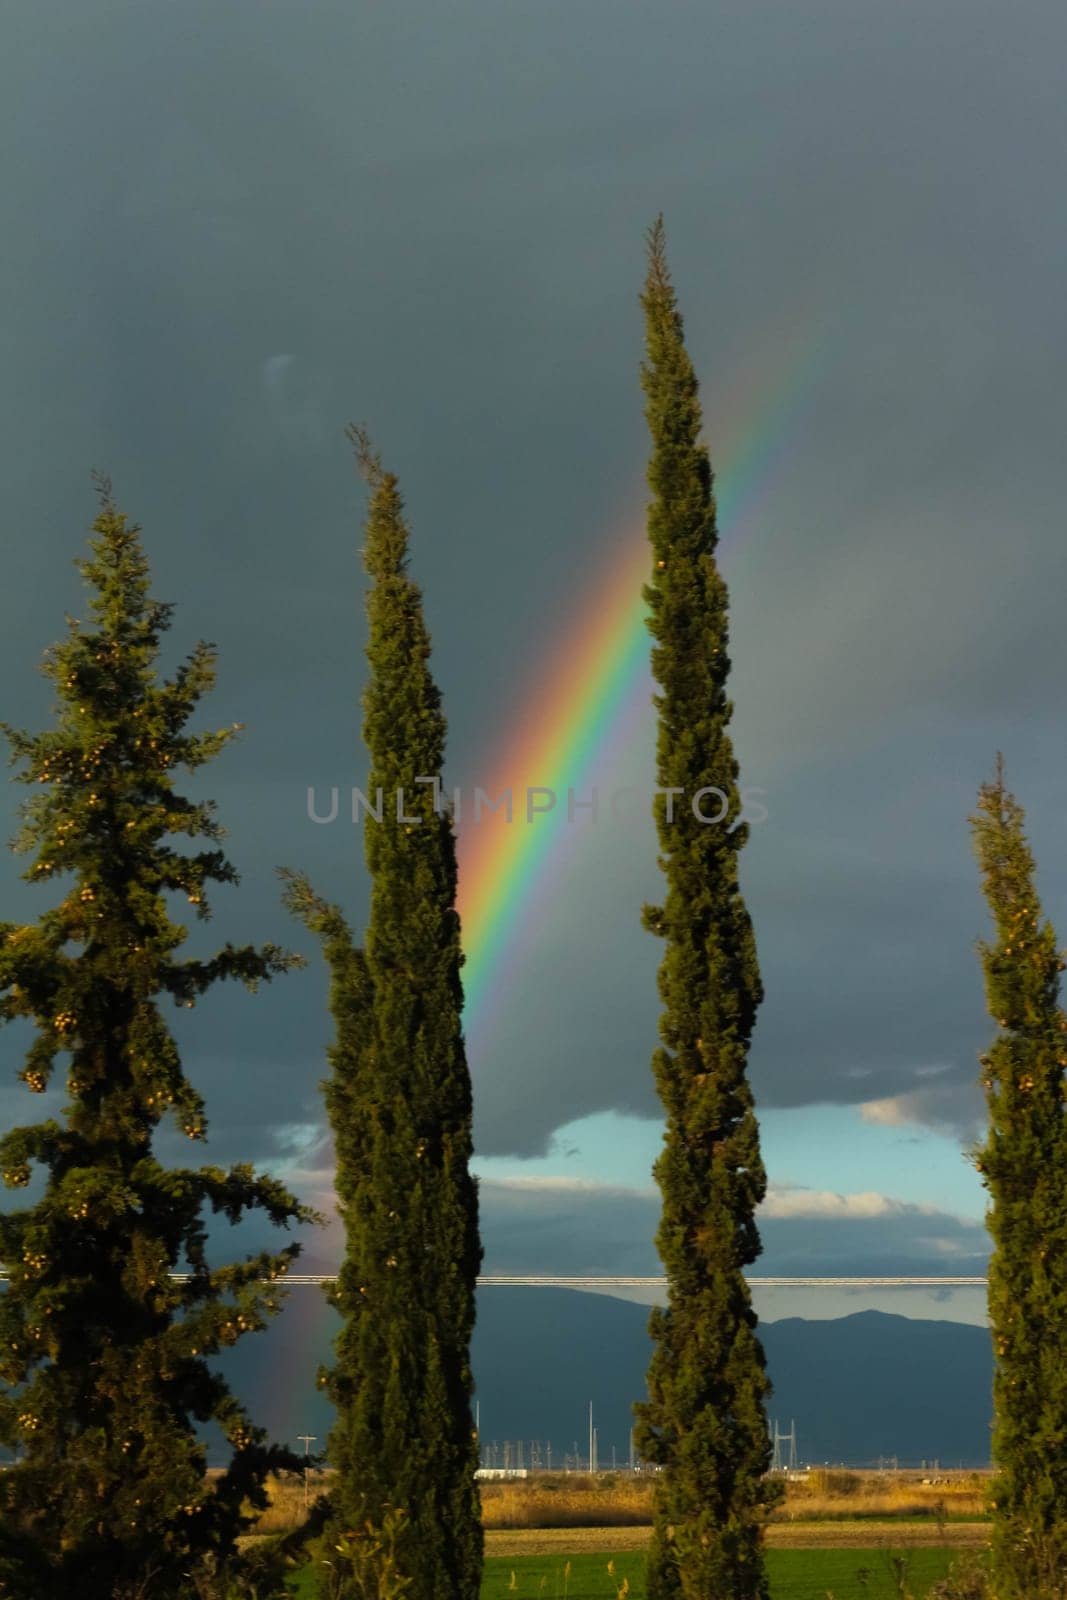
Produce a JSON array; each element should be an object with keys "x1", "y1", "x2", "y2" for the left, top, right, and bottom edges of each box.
[{"x1": 290, "y1": 1546, "x2": 962, "y2": 1598}]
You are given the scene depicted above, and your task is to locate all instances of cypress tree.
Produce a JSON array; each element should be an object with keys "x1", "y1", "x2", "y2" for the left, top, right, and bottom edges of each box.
[
  {"x1": 0, "y1": 484, "x2": 314, "y2": 1600},
  {"x1": 282, "y1": 428, "x2": 481, "y2": 1599},
  {"x1": 632, "y1": 221, "x2": 775, "y2": 1600},
  {"x1": 971, "y1": 758, "x2": 1067, "y2": 1597}
]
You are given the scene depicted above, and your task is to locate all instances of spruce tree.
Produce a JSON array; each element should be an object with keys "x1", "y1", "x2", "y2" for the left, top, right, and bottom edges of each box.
[
  {"x1": 632, "y1": 221, "x2": 775, "y2": 1600},
  {"x1": 282, "y1": 428, "x2": 481, "y2": 1599},
  {"x1": 971, "y1": 758, "x2": 1067, "y2": 1598},
  {"x1": 0, "y1": 484, "x2": 314, "y2": 1600}
]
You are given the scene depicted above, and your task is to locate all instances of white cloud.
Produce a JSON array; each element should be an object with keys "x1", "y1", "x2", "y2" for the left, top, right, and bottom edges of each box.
[
  {"x1": 265, "y1": 1121, "x2": 337, "y2": 1209},
  {"x1": 760, "y1": 1185, "x2": 914, "y2": 1221},
  {"x1": 861, "y1": 1096, "x2": 921, "y2": 1127},
  {"x1": 859, "y1": 1081, "x2": 983, "y2": 1140},
  {"x1": 479, "y1": 1175, "x2": 655, "y2": 1199}
]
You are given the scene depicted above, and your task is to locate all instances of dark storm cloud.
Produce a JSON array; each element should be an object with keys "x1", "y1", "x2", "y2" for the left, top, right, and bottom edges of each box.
[
  {"x1": 3, "y1": 0, "x2": 1067, "y2": 1165},
  {"x1": 475, "y1": 1179, "x2": 989, "y2": 1281}
]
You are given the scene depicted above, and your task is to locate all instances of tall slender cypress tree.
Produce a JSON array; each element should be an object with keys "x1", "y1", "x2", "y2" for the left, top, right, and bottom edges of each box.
[
  {"x1": 632, "y1": 221, "x2": 774, "y2": 1600},
  {"x1": 0, "y1": 485, "x2": 314, "y2": 1600},
  {"x1": 282, "y1": 428, "x2": 481, "y2": 1599},
  {"x1": 971, "y1": 758, "x2": 1067, "y2": 1598}
]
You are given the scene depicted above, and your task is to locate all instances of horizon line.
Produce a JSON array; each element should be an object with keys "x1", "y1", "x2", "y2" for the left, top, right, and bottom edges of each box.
[{"x1": 0, "y1": 1272, "x2": 989, "y2": 1288}]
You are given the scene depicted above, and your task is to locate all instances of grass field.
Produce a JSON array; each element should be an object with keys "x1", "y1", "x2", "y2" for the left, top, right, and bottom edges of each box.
[
  {"x1": 289, "y1": 1546, "x2": 965, "y2": 1598},
  {"x1": 258, "y1": 1470, "x2": 989, "y2": 1540},
  {"x1": 272, "y1": 1471, "x2": 989, "y2": 1597},
  {"x1": 482, "y1": 1549, "x2": 959, "y2": 1598},
  {"x1": 478, "y1": 1474, "x2": 987, "y2": 1528},
  {"x1": 484, "y1": 1525, "x2": 986, "y2": 1557}
]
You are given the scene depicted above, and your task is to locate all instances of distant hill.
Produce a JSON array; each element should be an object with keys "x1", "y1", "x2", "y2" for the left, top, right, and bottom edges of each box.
[
  {"x1": 215, "y1": 1289, "x2": 994, "y2": 1468},
  {"x1": 760, "y1": 1308, "x2": 992, "y2": 1467},
  {"x1": 469, "y1": 1293, "x2": 994, "y2": 1470}
]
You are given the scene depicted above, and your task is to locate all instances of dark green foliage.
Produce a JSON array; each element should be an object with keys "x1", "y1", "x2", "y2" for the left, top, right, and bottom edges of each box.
[
  {"x1": 971, "y1": 759, "x2": 1067, "y2": 1598},
  {"x1": 632, "y1": 221, "x2": 775, "y2": 1599},
  {"x1": 282, "y1": 429, "x2": 481, "y2": 1599},
  {"x1": 0, "y1": 486, "x2": 315, "y2": 1600}
]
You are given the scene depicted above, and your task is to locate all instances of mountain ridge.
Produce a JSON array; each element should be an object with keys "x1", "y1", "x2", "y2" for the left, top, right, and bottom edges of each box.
[{"x1": 214, "y1": 1290, "x2": 993, "y2": 1468}]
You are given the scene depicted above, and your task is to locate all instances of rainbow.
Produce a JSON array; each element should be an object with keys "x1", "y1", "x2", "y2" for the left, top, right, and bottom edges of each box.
[{"x1": 455, "y1": 325, "x2": 826, "y2": 1051}]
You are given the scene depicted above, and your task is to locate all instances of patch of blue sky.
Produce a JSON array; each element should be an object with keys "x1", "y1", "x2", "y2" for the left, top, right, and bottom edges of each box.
[{"x1": 474, "y1": 1103, "x2": 985, "y2": 1222}]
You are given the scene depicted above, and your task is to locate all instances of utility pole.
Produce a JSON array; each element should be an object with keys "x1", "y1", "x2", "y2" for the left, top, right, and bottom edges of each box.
[
  {"x1": 629, "y1": 1427, "x2": 635, "y2": 1473},
  {"x1": 297, "y1": 1434, "x2": 316, "y2": 1512},
  {"x1": 588, "y1": 1402, "x2": 594, "y2": 1475},
  {"x1": 770, "y1": 1419, "x2": 798, "y2": 1474}
]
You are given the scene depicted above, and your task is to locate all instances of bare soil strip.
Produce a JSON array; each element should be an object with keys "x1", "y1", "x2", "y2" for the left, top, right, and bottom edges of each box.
[{"x1": 484, "y1": 1521, "x2": 990, "y2": 1557}]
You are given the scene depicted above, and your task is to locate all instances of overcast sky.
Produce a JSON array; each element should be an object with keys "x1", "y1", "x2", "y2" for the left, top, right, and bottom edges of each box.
[{"x1": 3, "y1": 0, "x2": 1067, "y2": 1321}]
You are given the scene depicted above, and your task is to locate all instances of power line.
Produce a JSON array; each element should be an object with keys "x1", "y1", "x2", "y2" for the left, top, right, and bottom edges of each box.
[
  {"x1": 472, "y1": 1276, "x2": 988, "y2": 1289},
  {"x1": 770, "y1": 1418, "x2": 798, "y2": 1472}
]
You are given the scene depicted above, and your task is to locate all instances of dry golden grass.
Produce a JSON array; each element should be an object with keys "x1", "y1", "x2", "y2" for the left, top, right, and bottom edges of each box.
[
  {"x1": 777, "y1": 1469, "x2": 987, "y2": 1522},
  {"x1": 480, "y1": 1475, "x2": 653, "y2": 1529},
  {"x1": 245, "y1": 1472, "x2": 328, "y2": 1536},
  {"x1": 478, "y1": 1469, "x2": 988, "y2": 1530},
  {"x1": 241, "y1": 1467, "x2": 990, "y2": 1539},
  {"x1": 484, "y1": 1520, "x2": 991, "y2": 1557}
]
